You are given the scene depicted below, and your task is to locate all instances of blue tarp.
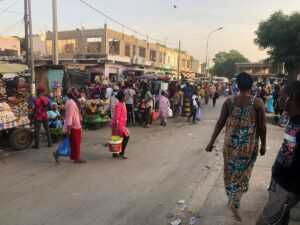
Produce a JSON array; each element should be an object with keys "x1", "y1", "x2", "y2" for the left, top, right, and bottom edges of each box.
[{"x1": 48, "y1": 69, "x2": 64, "y2": 91}]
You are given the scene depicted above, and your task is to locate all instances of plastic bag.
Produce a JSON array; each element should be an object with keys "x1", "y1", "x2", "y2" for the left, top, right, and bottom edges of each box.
[
  {"x1": 56, "y1": 137, "x2": 71, "y2": 157},
  {"x1": 196, "y1": 108, "x2": 203, "y2": 121},
  {"x1": 168, "y1": 107, "x2": 173, "y2": 117}
]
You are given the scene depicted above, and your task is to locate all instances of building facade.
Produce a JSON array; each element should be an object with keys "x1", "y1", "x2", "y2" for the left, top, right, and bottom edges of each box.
[
  {"x1": 0, "y1": 36, "x2": 20, "y2": 58},
  {"x1": 39, "y1": 24, "x2": 197, "y2": 79},
  {"x1": 236, "y1": 63, "x2": 284, "y2": 77}
]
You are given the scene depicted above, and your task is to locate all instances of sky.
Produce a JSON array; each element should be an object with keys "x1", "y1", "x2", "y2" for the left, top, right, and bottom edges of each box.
[{"x1": 1, "y1": 0, "x2": 300, "y2": 63}]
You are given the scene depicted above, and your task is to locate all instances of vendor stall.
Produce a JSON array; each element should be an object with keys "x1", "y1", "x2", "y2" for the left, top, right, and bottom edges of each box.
[
  {"x1": 83, "y1": 99, "x2": 110, "y2": 130},
  {"x1": 0, "y1": 67, "x2": 33, "y2": 150}
]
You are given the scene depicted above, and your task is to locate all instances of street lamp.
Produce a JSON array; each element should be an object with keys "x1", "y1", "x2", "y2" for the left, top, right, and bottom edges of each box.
[{"x1": 205, "y1": 27, "x2": 223, "y2": 79}]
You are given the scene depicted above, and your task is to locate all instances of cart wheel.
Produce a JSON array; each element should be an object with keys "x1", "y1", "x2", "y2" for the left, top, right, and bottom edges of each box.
[{"x1": 9, "y1": 128, "x2": 33, "y2": 151}]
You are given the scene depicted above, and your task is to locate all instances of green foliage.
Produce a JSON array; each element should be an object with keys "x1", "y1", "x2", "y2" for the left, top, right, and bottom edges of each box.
[
  {"x1": 255, "y1": 11, "x2": 300, "y2": 80},
  {"x1": 211, "y1": 50, "x2": 249, "y2": 79}
]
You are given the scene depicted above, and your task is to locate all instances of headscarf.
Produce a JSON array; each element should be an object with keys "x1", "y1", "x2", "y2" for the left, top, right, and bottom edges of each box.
[{"x1": 67, "y1": 87, "x2": 81, "y2": 111}]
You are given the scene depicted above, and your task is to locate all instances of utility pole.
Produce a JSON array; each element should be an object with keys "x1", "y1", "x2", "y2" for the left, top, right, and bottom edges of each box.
[
  {"x1": 24, "y1": 0, "x2": 29, "y2": 65},
  {"x1": 52, "y1": 0, "x2": 59, "y2": 65},
  {"x1": 177, "y1": 40, "x2": 181, "y2": 80},
  {"x1": 205, "y1": 27, "x2": 223, "y2": 80},
  {"x1": 25, "y1": 0, "x2": 35, "y2": 95}
]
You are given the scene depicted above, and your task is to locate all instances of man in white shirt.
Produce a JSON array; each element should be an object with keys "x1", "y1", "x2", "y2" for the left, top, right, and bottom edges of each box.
[
  {"x1": 124, "y1": 83, "x2": 136, "y2": 126},
  {"x1": 188, "y1": 92, "x2": 200, "y2": 123},
  {"x1": 106, "y1": 84, "x2": 113, "y2": 99}
]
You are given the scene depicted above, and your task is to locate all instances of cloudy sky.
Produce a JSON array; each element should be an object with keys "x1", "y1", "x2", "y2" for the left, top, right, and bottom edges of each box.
[{"x1": 1, "y1": 0, "x2": 299, "y2": 62}]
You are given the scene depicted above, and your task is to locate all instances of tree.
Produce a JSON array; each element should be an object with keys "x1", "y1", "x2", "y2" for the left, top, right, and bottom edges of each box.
[
  {"x1": 211, "y1": 50, "x2": 249, "y2": 79},
  {"x1": 255, "y1": 11, "x2": 300, "y2": 81}
]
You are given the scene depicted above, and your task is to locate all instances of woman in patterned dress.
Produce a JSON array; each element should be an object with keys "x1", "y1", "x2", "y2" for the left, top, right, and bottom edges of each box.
[{"x1": 206, "y1": 72, "x2": 267, "y2": 221}]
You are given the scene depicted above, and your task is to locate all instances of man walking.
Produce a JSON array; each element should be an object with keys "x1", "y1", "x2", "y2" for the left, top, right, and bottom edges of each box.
[
  {"x1": 256, "y1": 81, "x2": 300, "y2": 225},
  {"x1": 33, "y1": 86, "x2": 52, "y2": 149},
  {"x1": 124, "y1": 83, "x2": 136, "y2": 126}
]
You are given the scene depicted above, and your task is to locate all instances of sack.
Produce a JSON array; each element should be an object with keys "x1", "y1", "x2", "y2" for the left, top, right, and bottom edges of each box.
[
  {"x1": 56, "y1": 137, "x2": 71, "y2": 157},
  {"x1": 196, "y1": 108, "x2": 203, "y2": 121},
  {"x1": 168, "y1": 107, "x2": 173, "y2": 117}
]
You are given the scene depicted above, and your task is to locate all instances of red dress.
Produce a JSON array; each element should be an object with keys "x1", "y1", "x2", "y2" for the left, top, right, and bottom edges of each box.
[{"x1": 111, "y1": 102, "x2": 128, "y2": 137}]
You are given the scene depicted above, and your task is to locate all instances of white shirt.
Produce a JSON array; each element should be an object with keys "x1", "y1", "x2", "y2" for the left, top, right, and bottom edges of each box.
[
  {"x1": 106, "y1": 87, "x2": 113, "y2": 99},
  {"x1": 124, "y1": 88, "x2": 136, "y2": 105},
  {"x1": 192, "y1": 94, "x2": 199, "y2": 108}
]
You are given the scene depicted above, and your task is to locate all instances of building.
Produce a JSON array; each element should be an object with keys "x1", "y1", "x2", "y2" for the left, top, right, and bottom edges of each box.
[
  {"x1": 236, "y1": 63, "x2": 283, "y2": 78},
  {"x1": 191, "y1": 59, "x2": 200, "y2": 74},
  {"x1": 37, "y1": 24, "x2": 197, "y2": 80},
  {"x1": 0, "y1": 36, "x2": 21, "y2": 58},
  {"x1": 32, "y1": 34, "x2": 47, "y2": 58}
]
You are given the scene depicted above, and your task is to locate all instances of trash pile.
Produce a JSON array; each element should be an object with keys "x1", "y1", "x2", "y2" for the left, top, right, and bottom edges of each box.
[{"x1": 167, "y1": 200, "x2": 201, "y2": 225}]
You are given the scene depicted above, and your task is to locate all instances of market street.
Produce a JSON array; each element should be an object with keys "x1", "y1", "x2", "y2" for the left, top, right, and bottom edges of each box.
[{"x1": 0, "y1": 99, "x2": 296, "y2": 225}]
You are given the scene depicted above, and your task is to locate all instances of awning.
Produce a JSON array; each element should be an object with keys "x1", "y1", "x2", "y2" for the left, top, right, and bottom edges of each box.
[{"x1": 0, "y1": 63, "x2": 28, "y2": 74}]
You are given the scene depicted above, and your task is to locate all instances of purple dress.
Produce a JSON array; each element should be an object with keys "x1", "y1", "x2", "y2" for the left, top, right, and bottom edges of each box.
[{"x1": 159, "y1": 96, "x2": 170, "y2": 122}]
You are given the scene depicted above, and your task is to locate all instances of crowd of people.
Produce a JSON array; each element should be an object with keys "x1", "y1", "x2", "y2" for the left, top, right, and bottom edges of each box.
[{"x1": 29, "y1": 77, "x2": 224, "y2": 163}]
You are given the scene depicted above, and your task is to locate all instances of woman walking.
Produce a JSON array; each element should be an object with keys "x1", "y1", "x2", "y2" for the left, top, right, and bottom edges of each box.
[
  {"x1": 206, "y1": 73, "x2": 267, "y2": 221},
  {"x1": 266, "y1": 85, "x2": 274, "y2": 113},
  {"x1": 111, "y1": 91, "x2": 130, "y2": 159},
  {"x1": 159, "y1": 91, "x2": 170, "y2": 127},
  {"x1": 53, "y1": 88, "x2": 86, "y2": 164}
]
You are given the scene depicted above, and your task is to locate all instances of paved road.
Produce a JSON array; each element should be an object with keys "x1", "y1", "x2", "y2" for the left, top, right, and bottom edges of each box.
[
  {"x1": 0, "y1": 99, "x2": 223, "y2": 225},
  {"x1": 1, "y1": 98, "x2": 295, "y2": 225}
]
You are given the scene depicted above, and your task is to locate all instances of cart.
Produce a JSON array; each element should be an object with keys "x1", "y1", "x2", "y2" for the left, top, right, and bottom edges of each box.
[{"x1": 0, "y1": 116, "x2": 33, "y2": 150}]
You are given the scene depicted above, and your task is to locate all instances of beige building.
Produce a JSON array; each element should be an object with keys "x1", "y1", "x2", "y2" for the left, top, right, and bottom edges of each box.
[
  {"x1": 41, "y1": 25, "x2": 197, "y2": 79},
  {"x1": 0, "y1": 36, "x2": 20, "y2": 57},
  {"x1": 32, "y1": 34, "x2": 47, "y2": 58},
  {"x1": 236, "y1": 63, "x2": 273, "y2": 77}
]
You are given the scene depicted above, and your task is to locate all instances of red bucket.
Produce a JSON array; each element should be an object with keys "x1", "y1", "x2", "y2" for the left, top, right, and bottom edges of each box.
[{"x1": 108, "y1": 142, "x2": 122, "y2": 153}]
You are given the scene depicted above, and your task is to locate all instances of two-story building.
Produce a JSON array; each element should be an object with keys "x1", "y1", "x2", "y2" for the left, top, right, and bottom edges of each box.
[{"x1": 38, "y1": 24, "x2": 197, "y2": 80}]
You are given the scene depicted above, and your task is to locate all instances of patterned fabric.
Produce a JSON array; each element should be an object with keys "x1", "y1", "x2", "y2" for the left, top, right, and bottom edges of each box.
[
  {"x1": 223, "y1": 97, "x2": 259, "y2": 209},
  {"x1": 34, "y1": 96, "x2": 49, "y2": 121},
  {"x1": 276, "y1": 122, "x2": 300, "y2": 167}
]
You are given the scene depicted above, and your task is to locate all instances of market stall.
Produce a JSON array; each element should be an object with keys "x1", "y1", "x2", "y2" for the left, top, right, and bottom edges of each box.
[
  {"x1": 0, "y1": 72, "x2": 33, "y2": 150},
  {"x1": 83, "y1": 99, "x2": 111, "y2": 130}
]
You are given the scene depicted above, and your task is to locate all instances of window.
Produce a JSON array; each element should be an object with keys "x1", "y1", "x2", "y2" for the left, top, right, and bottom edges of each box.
[
  {"x1": 109, "y1": 39, "x2": 120, "y2": 55},
  {"x1": 87, "y1": 42, "x2": 101, "y2": 53},
  {"x1": 187, "y1": 60, "x2": 190, "y2": 69},
  {"x1": 58, "y1": 39, "x2": 76, "y2": 54},
  {"x1": 132, "y1": 45, "x2": 136, "y2": 56},
  {"x1": 125, "y1": 44, "x2": 131, "y2": 57},
  {"x1": 64, "y1": 43, "x2": 74, "y2": 54},
  {"x1": 182, "y1": 59, "x2": 186, "y2": 68},
  {"x1": 87, "y1": 37, "x2": 102, "y2": 53},
  {"x1": 139, "y1": 47, "x2": 146, "y2": 58},
  {"x1": 150, "y1": 50, "x2": 156, "y2": 62},
  {"x1": 159, "y1": 52, "x2": 163, "y2": 63}
]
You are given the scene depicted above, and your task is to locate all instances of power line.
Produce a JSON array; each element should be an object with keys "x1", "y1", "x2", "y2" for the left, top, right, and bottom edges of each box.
[
  {"x1": 0, "y1": 0, "x2": 20, "y2": 16},
  {"x1": 0, "y1": 17, "x2": 23, "y2": 35},
  {"x1": 79, "y1": 0, "x2": 176, "y2": 47}
]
